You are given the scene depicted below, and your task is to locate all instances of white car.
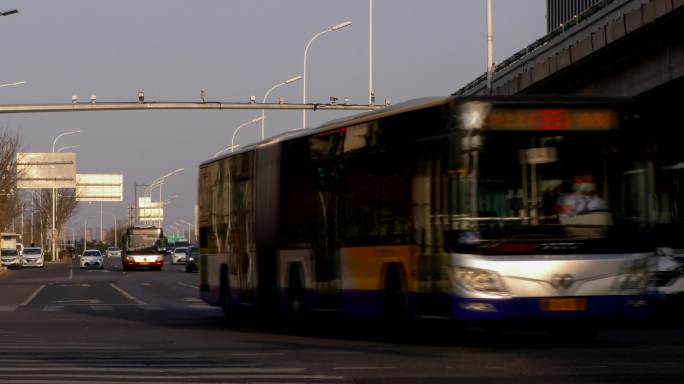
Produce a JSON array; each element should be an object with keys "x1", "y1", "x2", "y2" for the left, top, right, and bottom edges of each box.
[
  {"x1": 1, "y1": 248, "x2": 22, "y2": 268},
  {"x1": 80, "y1": 250, "x2": 104, "y2": 269},
  {"x1": 21, "y1": 247, "x2": 44, "y2": 268},
  {"x1": 171, "y1": 247, "x2": 187, "y2": 264},
  {"x1": 105, "y1": 247, "x2": 121, "y2": 258}
]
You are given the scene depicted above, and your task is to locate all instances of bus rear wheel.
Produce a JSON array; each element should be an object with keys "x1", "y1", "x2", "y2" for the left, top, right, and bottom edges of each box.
[
  {"x1": 287, "y1": 264, "x2": 306, "y2": 320},
  {"x1": 219, "y1": 264, "x2": 233, "y2": 319},
  {"x1": 383, "y1": 263, "x2": 409, "y2": 320}
]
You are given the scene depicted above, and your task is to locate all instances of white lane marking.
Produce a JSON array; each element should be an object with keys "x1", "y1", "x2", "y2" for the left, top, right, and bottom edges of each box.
[
  {"x1": 56, "y1": 284, "x2": 91, "y2": 287},
  {"x1": 0, "y1": 306, "x2": 17, "y2": 311},
  {"x1": 53, "y1": 299, "x2": 101, "y2": 304},
  {"x1": 19, "y1": 284, "x2": 46, "y2": 306},
  {"x1": 333, "y1": 366, "x2": 397, "y2": 370},
  {"x1": 137, "y1": 304, "x2": 164, "y2": 310},
  {"x1": 90, "y1": 305, "x2": 114, "y2": 311},
  {"x1": 177, "y1": 282, "x2": 199, "y2": 289},
  {"x1": 68, "y1": 266, "x2": 73, "y2": 280},
  {"x1": 0, "y1": 374, "x2": 345, "y2": 381},
  {"x1": 185, "y1": 304, "x2": 218, "y2": 310},
  {"x1": 41, "y1": 306, "x2": 63, "y2": 312},
  {"x1": 183, "y1": 297, "x2": 203, "y2": 302},
  {"x1": 142, "y1": 282, "x2": 152, "y2": 286},
  {"x1": 110, "y1": 283, "x2": 147, "y2": 305},
  {"x1": 0, "y1": 345, "x2": 135, "y2": 350},
  {"x1": 230, "y1": 352, "x2": 285, "y2": 357},
  {"x1": 0, "y1": 367, "x2": 305, "y2": 373}
]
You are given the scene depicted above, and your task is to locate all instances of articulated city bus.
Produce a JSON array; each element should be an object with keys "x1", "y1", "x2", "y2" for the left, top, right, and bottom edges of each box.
[
  {"x1": 198, "y1": 96, "x2": 651, "y2": 327},
  {"x1": 121, "y1": 226, "x2": 165, "y2": 270}
]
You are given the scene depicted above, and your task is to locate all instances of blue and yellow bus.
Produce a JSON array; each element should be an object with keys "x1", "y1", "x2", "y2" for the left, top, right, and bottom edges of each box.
[{"x1": 198, "y1": 96, "x2": 651, "y2": 329}]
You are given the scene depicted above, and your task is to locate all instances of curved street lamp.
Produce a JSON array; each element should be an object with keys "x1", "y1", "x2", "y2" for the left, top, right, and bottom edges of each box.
[
  {"x1": 261, "y1": 75, "x2": 301, "y2": 140},
  {"x1": 52, "y1": 130, "x2": 81, "y2": 153},
  {"x1": 51, "y1": 130, "x2": 81, "y2": 261},
  {"x1": 230, "y1": 116, "x2": 264, "y2": 153},
  {"x1": 213, "y1": 144, "x2": 240, "y2": 158},
  {"x1": 0, "y1": 81, "x2": 25, "y2": 88},
  {"x1": 302, "y1": 20, "x2": 352, "y2": 128},
  {"x1": 57, "y1": 145, "x2": 80, "y2": 152},
  {"x1": 145, "y1": 168, "x2": 184, "y2": 197}
]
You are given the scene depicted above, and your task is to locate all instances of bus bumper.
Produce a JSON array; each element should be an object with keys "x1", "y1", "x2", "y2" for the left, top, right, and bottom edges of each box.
[{"x1": 451, "y1": 295, "x2": 652, "y2": 321}]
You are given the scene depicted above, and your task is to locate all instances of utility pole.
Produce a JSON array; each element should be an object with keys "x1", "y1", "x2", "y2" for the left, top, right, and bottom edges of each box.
[
  {"x1": 369, "y1": 0, "x2": 374, "y2": 105},
  {"x1": 486, "y1": 0, "x2": 494, "y2": 93}
]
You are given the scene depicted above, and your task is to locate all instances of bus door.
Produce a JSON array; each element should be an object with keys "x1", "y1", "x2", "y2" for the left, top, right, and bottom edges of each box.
[{"x1": 519, "y1": 147, "x2": 558, "y2": 224}]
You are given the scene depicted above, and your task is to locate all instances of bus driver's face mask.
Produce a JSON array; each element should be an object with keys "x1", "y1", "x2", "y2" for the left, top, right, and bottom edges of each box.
[{"x1": 576, "y1": 182, "x2": 596, "y2": 194}]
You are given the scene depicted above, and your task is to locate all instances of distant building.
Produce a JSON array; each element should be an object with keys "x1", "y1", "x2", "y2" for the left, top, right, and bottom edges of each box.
[{"x1": 547, "y1": 0, "x2": 602, "y2": 32}]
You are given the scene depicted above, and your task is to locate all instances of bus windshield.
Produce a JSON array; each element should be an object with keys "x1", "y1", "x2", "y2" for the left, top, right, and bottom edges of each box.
[
  {"x1": 478, "y1": 132, "x2": 616, "y2": 229},
  {"x1": 447, "y1": 128, "x2": 645, "y2": 250},
  {"x1": 125, "y1": 229, "x2": 162, "y2": 254}
]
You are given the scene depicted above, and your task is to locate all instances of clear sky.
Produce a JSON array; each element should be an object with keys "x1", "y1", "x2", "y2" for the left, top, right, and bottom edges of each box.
[{"x1": 0, "y1": 0, "x2": 545, "y2": 236}]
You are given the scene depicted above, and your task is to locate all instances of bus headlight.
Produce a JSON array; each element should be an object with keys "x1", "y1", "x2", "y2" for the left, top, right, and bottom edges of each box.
[
  {"x1": 126, "y1": 256, "x2": 135, "y2": 262},
  {"x1": 620, "y1": 259, "x2": 649, "y2": 290},
  {"x1": 620, "y1": 271, "x2": 649, "y2": 290},
  {"x1": 452, "y1": 266, "x2": 509, "y2": 296}
]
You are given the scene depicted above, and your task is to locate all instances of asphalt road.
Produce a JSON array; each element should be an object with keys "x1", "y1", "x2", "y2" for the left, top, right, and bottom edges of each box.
[{"x1": 1, "y1": 257, "x2": 684, "y2": 383}]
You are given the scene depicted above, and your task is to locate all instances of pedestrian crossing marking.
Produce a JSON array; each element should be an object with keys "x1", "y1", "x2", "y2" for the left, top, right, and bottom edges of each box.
[{"x1": 0, "y1": 332, "x2": 340, "y2": 384}]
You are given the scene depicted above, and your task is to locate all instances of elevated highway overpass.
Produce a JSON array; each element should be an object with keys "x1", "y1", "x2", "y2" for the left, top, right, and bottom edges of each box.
[{"x1": 455, "y1": 0, "x2": 684, "y2": 100}]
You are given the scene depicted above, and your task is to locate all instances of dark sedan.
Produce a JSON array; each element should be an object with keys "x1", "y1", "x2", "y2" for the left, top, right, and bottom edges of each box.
[{"x1": 184, "y1": 246, "x2": 199, "y2": 273}]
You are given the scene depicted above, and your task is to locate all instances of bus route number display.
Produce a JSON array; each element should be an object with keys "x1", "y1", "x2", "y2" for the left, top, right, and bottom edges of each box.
[{"x1": 485, "y1": 109, "x2": 619, "y2": 131}]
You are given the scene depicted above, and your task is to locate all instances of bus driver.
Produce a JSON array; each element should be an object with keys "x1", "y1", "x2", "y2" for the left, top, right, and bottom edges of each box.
[{"x1": 557, "y1": 175, "x2": 607, "y2": 217}]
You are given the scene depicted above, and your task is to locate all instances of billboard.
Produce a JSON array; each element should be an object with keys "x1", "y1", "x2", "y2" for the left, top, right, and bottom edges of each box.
[
  {"x1": 76, "y1": 174, "x2": 123, "y2": 202},
  {"x1": 16, "y1": 152, "x2": 77, "y2": 189},
  {"x1": 138, "y1": 196, "x2": 163, "y2": 221}
]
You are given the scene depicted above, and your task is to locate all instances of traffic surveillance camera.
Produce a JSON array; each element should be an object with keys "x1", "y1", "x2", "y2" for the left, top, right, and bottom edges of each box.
[
  {"x1": 90, "y1": 94, "x2": 96, "y2": 104},
  {"x1": 385, "y1": 98, "x2": 391, "y2": 106},
  {"x1": 249, "y1": 96, "x2": 256, "y2": 104},
  {"x1": 344, "y1": 97, "x2": 349, "y2": 105},
  {"x1": 278, "y1": 97, "x2": 284, "y2": 104},
  {"x1": 371, "y1": 91, "x2": 376, "y2": 105},
  {"x1": 138, "y1": 89, "x2": 144, "y2": 103},
  {"x1": 71, "y1": 95, "x2": 78, "y2": 104},
  {"x1": 330, "y1": 96, "x2": 338, "y2": 105},
  {"x1": 200, "y1": 89, "x2": 206, "y2": 103}
]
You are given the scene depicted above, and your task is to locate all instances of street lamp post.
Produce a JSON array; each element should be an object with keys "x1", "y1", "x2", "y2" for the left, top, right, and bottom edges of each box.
[
  {"x1": 174, "y1": 222, "x2": 187, "y2": 240},
  {"x1": 302, "y1": 20, "x2": 352, "y2": 128},
  {"x1": 213, "y1": 145, "x2": 240, "y2": 158},
  {"x1": 145, "y1": 168, "x2": 184, "y2": 227},
  {"x1": 103, "y1": 212, "x2": 117, "y2": 248},
  {"x1": 169, "y1": 224, "x2": 180, "y2": 237},
  {"x1": 62, "y1": 226, "x2": 76, "y2": 249},
  {"x1": 145, "y1": 168, "x2": 184, "y2": 198},
  {"x1": 52, "y1": 130, "x2": 81, "y2": 261},
  {"x1": 486, "y1": 0, "x2": 494, "y2": 92},
  {"x1": 261, "y1": 75, "x2": 301, "y2": 139},
  {"x1": 369, "y1": 0, "x2": 374, "y2": 105},
  {"x1": 230, "y1": 116, "x2": 264, "y2": 153},
  {"x1": 180, "y1": 220, "x2": 194, "y2": 243},
  {"x1": 83, "y1": 218, "x2": 87, "y2": 252}
]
